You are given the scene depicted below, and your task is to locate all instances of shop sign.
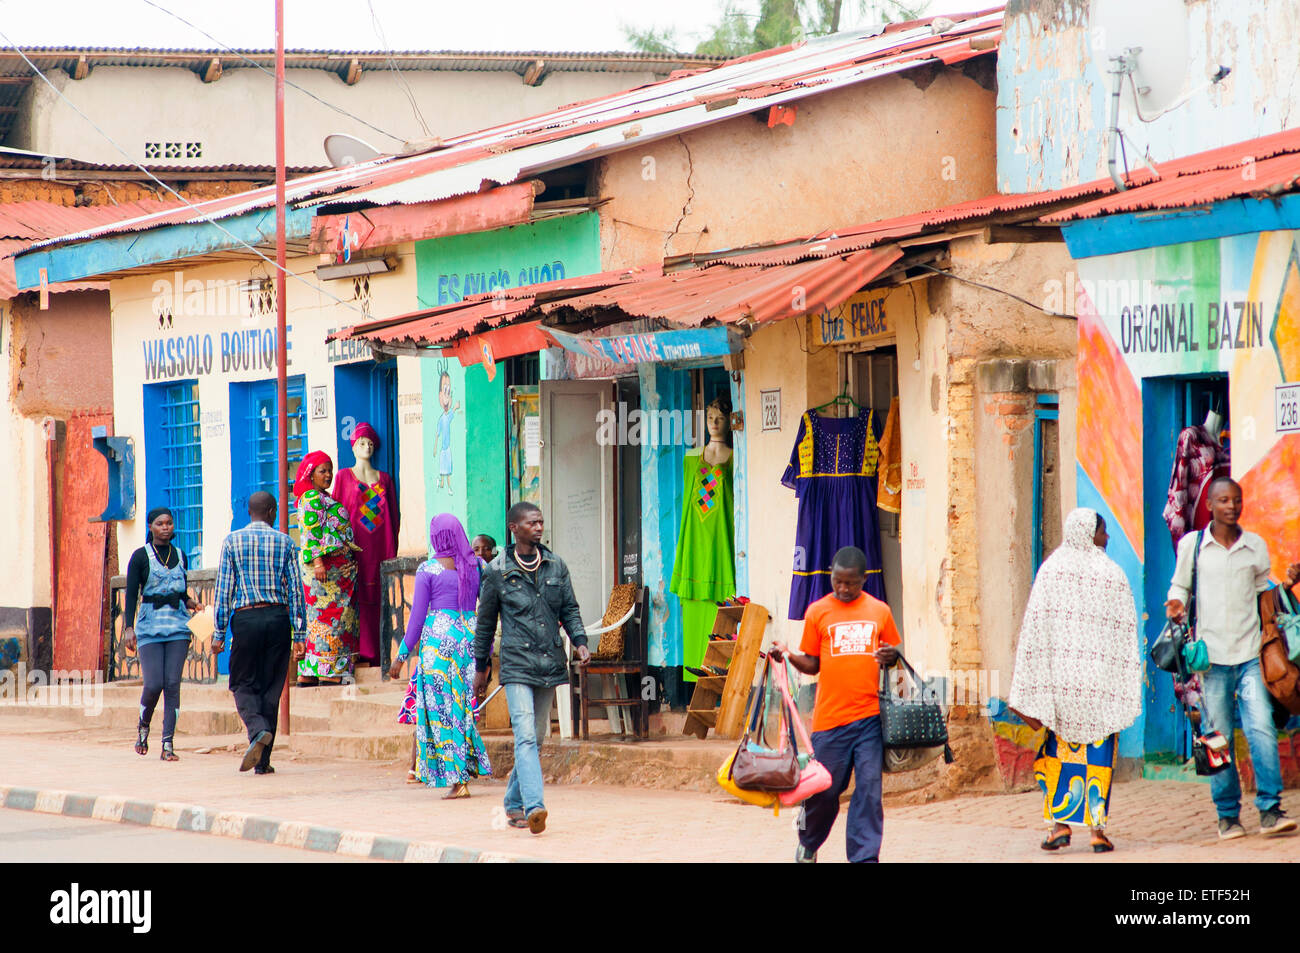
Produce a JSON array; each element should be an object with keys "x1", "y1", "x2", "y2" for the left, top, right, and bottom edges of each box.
[
  {"x1": 1277, "y1": 383, "x2": 1300, "y2": 434},
  {"x1": 326, "y1": 328, "x2": 374, "y2": 364},
  {"x1": 545, "y1": 325, "x2": 739, "y2": 365},
  {"x1": 141, "y1": 326, "x2": 292, "y2": 381},
  {"x1": 812, "y1": 289, "x2": 894, "y2": 347}
]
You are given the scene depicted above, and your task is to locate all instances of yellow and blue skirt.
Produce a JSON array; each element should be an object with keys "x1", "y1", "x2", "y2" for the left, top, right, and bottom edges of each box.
[{"x1": 1034, "y1": 730, "x2": 1117, "y2": 828}]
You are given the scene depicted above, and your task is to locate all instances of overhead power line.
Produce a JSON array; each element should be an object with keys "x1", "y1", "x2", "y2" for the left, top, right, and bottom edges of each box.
[
  {"x1": 0, "y1": 30, "x2": 367, "y2": 319},
  {"x1": 138, "y1": 0, "x2": 406, "y2": 144}
]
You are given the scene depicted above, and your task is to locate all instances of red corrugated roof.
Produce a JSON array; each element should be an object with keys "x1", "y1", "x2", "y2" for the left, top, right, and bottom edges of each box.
[
  {"x1": 0, "y1": 200, "x2": 185, "y2": 297},
  {"x1": 1044, "y1": 128, "x2": 1300, "y2": 222},
  {"x1": 23, "y1": 8, "x2": 1005, "y2": 255},
  {"x1": 335, "y1": 247, "x2": 901, "y2": 347},
  {"x1": 0, "y1": 199, "x2": 184, "y2": 241}
]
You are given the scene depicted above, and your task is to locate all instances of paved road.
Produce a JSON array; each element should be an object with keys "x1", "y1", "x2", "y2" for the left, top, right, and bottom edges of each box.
[{"x1": 0, "y1": 809, "x2": 376, "y2": 863}]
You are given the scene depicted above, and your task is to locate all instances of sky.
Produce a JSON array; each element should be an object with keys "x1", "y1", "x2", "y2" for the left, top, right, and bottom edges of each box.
[{"x1": 0, "y1": 0, "x2": 996, "y2": 53}]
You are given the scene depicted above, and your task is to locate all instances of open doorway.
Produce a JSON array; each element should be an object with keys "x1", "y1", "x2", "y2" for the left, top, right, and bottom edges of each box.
[
  {"x1": 1142, "y1": 373, "x2": 1229, "y2": 760},
  {"x1": 847, "y1": 347, "x2": 903, "y2": 636}
]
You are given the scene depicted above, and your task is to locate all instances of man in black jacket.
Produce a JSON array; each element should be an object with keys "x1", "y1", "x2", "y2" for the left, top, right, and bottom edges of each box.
[{"x1": 474, "y1": 502, "x2": 589, "y2": 834}]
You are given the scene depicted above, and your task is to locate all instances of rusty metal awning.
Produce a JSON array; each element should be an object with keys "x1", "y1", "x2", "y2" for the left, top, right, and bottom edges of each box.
[{"x1": 331, "y1": 246, "x2": 902, "y2": 353}]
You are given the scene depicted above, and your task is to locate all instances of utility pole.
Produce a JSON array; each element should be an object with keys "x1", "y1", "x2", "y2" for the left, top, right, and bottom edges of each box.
[{"x1": 275, "y1": 0, "x2": 291, "y2": 735}]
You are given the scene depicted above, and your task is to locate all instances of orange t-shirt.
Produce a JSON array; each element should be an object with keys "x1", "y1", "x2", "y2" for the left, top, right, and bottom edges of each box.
[{"x1": 799, "y1": 591, "x2": 901, "y2": 733}]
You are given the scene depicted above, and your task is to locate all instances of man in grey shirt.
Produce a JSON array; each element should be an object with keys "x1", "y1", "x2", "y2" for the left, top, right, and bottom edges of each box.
[{"x1": 1166, "y1": 476, "x2": 1300, "y2": 840}]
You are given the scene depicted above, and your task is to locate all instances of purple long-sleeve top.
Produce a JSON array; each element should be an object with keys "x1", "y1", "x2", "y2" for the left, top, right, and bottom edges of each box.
[{"x1": 400, "y1": 561, "x2": 477, "y2": 656}]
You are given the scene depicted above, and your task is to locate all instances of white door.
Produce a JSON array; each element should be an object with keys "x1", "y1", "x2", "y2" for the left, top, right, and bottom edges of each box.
[{"x1": 540, "y1": 380, "x2": 616, "y2": 628}]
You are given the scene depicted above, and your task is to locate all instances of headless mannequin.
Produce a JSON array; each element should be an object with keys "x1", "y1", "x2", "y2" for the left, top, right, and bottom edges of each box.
[
  {"x1": 352, "y1": 437, "x2": 381, "y2": 485},
  {"x1": 1203, "y1": 408, "x2": 1224, "y2": 442}
]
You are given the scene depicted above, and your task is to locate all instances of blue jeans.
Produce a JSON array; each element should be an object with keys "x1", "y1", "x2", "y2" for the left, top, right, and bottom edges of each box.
[
  {"x1": 503, "y1": 683, "x2": 556, "y2": 816},
  {"x1": 798, "y1": 715, "x2": 884, "y2": 863},
  {"x1": 1201, "y1": 658, "x2": 1283, "y2": 818}
]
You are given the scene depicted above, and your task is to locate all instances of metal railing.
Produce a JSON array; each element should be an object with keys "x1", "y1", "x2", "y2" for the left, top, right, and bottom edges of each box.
[
  {"x1": 379, "y1": 555, "x2": 423, "y2": 679},
  {"x1": 106, "y1": 569, "x2": 221, "y2": 684}
]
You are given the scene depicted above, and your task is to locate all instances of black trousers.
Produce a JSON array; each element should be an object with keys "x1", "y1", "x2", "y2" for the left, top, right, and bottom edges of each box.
[
  {"x1": 228, "y1": 605, "x2": 291, "y2": 768},
  {"x1": 138, "y1": 639, "x2": 189, "y2": 743}
]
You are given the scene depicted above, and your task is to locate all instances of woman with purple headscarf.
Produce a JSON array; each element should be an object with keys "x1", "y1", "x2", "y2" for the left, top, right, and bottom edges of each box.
[{"x1": 389, "y1": 513, "x2": 491, "y2": 796}]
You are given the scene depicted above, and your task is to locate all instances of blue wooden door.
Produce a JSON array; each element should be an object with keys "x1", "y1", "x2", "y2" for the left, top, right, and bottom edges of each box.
[
  {"x1": 229, "y1": 375, "x2": 307, "y2": 533},
  {"x1": 333, "y1": 359, "x2": 399, "y2": 491}
]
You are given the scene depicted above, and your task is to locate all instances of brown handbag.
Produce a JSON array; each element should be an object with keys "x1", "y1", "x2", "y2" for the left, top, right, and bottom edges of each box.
[
  {"x1": 730, "y1": 658, "x2": 800, "y2": 792},
  {"x1": 1259, "y1": 587, "x2": 1300, "y2": 715}
]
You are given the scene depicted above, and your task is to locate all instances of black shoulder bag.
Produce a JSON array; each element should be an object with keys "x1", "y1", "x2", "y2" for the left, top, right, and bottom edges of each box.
[
  {"x1": 1151, "y1": 530, "x2": 1201, "y2": 676},
  {"x1": 878, "y1": 653, "x2": 954, "y2": 762}
]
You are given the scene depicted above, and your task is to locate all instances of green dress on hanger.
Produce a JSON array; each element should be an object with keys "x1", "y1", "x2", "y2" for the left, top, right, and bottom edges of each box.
[{"x1": 670, "y1": 449, "x2": 735, "y2": 682}]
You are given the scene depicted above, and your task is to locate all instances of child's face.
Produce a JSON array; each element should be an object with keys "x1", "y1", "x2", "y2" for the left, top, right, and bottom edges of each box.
[
  {"x1": 440, "y1": 375, "x2": 452, "y2": 410},
  {"x1": 473, "y1": 538, "x2": 495, "y2": 561}
]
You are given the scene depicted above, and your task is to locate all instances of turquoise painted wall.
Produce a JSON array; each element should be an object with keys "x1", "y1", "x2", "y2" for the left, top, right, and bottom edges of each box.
[{"x1": 414, "y1": 213, "x2": 602, "y2": 545}]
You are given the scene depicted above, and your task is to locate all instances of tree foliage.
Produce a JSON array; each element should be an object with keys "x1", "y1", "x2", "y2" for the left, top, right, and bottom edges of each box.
[{"x1": 624, "y1": 0, "x2": 930, "y2": 58}]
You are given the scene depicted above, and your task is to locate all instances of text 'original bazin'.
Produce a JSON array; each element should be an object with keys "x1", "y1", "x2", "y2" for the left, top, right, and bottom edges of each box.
[{"x1": 1119, "y1": 300, "x2": 1265, "y2": 354}]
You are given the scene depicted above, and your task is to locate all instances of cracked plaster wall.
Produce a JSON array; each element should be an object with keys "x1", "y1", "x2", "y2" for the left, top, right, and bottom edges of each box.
[{"x1": 998, "y1": 0, "x2": 1300, "y2": 192}]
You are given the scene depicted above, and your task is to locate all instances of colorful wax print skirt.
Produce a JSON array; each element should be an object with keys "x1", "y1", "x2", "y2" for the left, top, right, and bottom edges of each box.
[
  {"x1": 397, "y1": 608, "x2": 491, "y2": 787},
  {"x1": 1034, "y1": 730, "x2": 1118, "y2": 828},
  {"x1": 298, "y1": 551, "x2": 358, "y2": 680}
]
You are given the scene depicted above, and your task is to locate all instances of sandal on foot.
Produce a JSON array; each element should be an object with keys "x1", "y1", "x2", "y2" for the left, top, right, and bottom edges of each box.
[
  {"x1": 406, "y1": 769, "x2": 420, "y2": 784},
  {"x1": 160, "y1": 741, "x2": 179, "y2": 762},
  {"x1": 441, "y1": 783, "x2": 471, "y2": 800},
  {"x1": 1091, "y1": 833, "x2": 1114, "y2": 853},
  {"x1": 134, "y1": 724, "x2": 149, "y2": 756},
  {"x1": 1041, "y1": 828, "x2": 1071, "y2": 851}
]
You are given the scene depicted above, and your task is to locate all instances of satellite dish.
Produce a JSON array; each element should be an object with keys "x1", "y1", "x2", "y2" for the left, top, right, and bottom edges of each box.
[
  {"x1": 1093, "y1": 0, "x2": 1189, "y2": 116},
  {"x1": 324, "y1": 133, "x2": 381, "y2": 168}
]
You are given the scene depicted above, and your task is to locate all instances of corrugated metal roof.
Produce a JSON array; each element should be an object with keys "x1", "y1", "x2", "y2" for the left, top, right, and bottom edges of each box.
[
  {"x1": 0, "y1": 47, "x2": 721, "y2": 76},
  {"x1": 0, "y1": 199, "x2": 184, "y2": 241},
  {"x1": 22, "y1": 8, "x2": 1004, "y2": 258},
  {"x1": 0, "y1": 239, "x2": 107, "y2": 298},
  {"x1": 335, "y1": 246, "x2": 901, "y2": 347},
  {"x1": 1043, "y1": 127, "x2": 1300, "y2": 222}
]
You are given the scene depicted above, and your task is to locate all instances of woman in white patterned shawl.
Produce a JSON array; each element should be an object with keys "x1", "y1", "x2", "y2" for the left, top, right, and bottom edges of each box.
[{"x1": 1008, "y1": 507, "x2": 1142, "y2": 853}]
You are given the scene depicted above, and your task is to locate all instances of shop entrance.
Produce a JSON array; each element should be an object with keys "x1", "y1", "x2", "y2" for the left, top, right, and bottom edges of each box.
[
  {"x1": 333, "y1": 358, "x2": 399, "y2": 482},
  {"x1": 847, "y1": 347, "x2": 903, "y2": 634},
  {"x1": 1141, "y1": 373, "x2": 1229, "y2": 759},
  {"x1": 539, "y1": 380, "x2": 616, "y2": 627},
  {"x1": 229, "y1": 375, "x2": 307, "y2": 536}
]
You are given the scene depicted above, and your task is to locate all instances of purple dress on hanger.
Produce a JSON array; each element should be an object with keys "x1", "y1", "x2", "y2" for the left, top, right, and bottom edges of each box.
[{"x1": 782, "y1": 410, "x2": 886, "y2": 620}]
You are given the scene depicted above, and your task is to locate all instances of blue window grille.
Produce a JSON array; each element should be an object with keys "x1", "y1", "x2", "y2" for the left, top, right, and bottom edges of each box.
[
  {"x1": 1031, "y1": 393, "x2": 1060, "y2": 576},
  {"x1": 143, "y1": 380, "x2": 203, "y2": 567},
  {"x1": 231, "y1": 376, "x2": 307, "y2": 540}
]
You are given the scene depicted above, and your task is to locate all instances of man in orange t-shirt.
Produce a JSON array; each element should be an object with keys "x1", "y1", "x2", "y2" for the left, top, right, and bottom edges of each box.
[{"x1": 772, "y1": 545, "x2": 900, "y2": 863}]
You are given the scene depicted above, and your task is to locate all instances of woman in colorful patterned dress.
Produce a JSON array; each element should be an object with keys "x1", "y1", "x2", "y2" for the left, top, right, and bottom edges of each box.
[
  {"x1": 389, "y1": 513, "x2": 490, "y2": 797},
  {"x1": 1008, "y1": 508, "x2": 1142, "y2": 853},
  {"x1": 293, "y1": 451, "x2": 361, "y2": 686}
]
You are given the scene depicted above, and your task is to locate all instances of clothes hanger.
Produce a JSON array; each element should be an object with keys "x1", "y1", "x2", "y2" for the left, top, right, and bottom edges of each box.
[{"x1": 810, "y1": 383, "x2": 863, "y2": 414}]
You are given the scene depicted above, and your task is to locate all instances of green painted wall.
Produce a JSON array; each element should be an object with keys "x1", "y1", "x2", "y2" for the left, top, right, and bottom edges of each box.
[{"x1": 414, "y1": 213, "x2": 601, "y2": 546}]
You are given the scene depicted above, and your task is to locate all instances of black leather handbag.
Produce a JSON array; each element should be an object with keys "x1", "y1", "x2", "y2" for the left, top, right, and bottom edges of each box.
[
  {"x1": 1151, "y1": 621, "x2": 1188, "y2": 675},
  {"x1": 878, "y1": 654, "x2": 952, "y2": 760}
]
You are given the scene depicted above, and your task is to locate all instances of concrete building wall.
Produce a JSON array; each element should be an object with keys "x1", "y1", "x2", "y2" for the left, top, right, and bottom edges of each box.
[
  {"x1": 997, "y1": 0, "x2": 1300, "y2": 192},
  {"x1": 596, "y1": 62, "x2": 999, "y2": 269},
  {"x1": 105, "y1": 242, "x2": 425, "y2": 571},
  {"x1": 13, "y1": 66, "x2": 667, "y2": 169}
]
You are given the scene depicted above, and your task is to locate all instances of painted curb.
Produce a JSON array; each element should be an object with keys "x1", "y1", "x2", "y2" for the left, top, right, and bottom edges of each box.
[{"x1": 0, "y1": 784, "x2": 544, "y2": 863}]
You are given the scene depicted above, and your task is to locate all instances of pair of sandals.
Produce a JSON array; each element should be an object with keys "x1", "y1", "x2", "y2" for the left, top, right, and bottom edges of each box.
[
  {"x1": 1041, "y1": 824, "x2": 1114, "y2": 853},
  {"x1": 135, "y1": 725, "x2": 179, "y2": 762}
]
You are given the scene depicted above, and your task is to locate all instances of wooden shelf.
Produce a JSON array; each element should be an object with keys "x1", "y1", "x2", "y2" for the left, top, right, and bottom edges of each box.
[{"x1": 682, "y1": 602, "x2": 769, "y2": 741}]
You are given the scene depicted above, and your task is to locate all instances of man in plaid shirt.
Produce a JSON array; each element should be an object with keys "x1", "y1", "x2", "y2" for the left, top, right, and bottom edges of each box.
[{"x1": 213, "y1": 491, "x2": 308, "y2": 774}]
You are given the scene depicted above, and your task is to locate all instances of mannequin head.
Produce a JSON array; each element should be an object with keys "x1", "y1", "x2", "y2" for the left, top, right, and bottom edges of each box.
[
  {"x1": 705, "y1": 397, "x2": 732, "y2": 448},
  {"x1": 350, "y1": 422, "x2": 380, "y2": 467}
]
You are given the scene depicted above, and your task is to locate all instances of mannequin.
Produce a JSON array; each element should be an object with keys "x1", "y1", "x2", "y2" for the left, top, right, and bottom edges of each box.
[
  {"x1": 670, "y1": 398, "x2": 736, "y2": 685},
  {"x1": 1163, "y1": 403, "x2": 1229, "y2": 548},
  {"x1": 332, "y1": 422, "x2": 400, "y2": 666}
]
